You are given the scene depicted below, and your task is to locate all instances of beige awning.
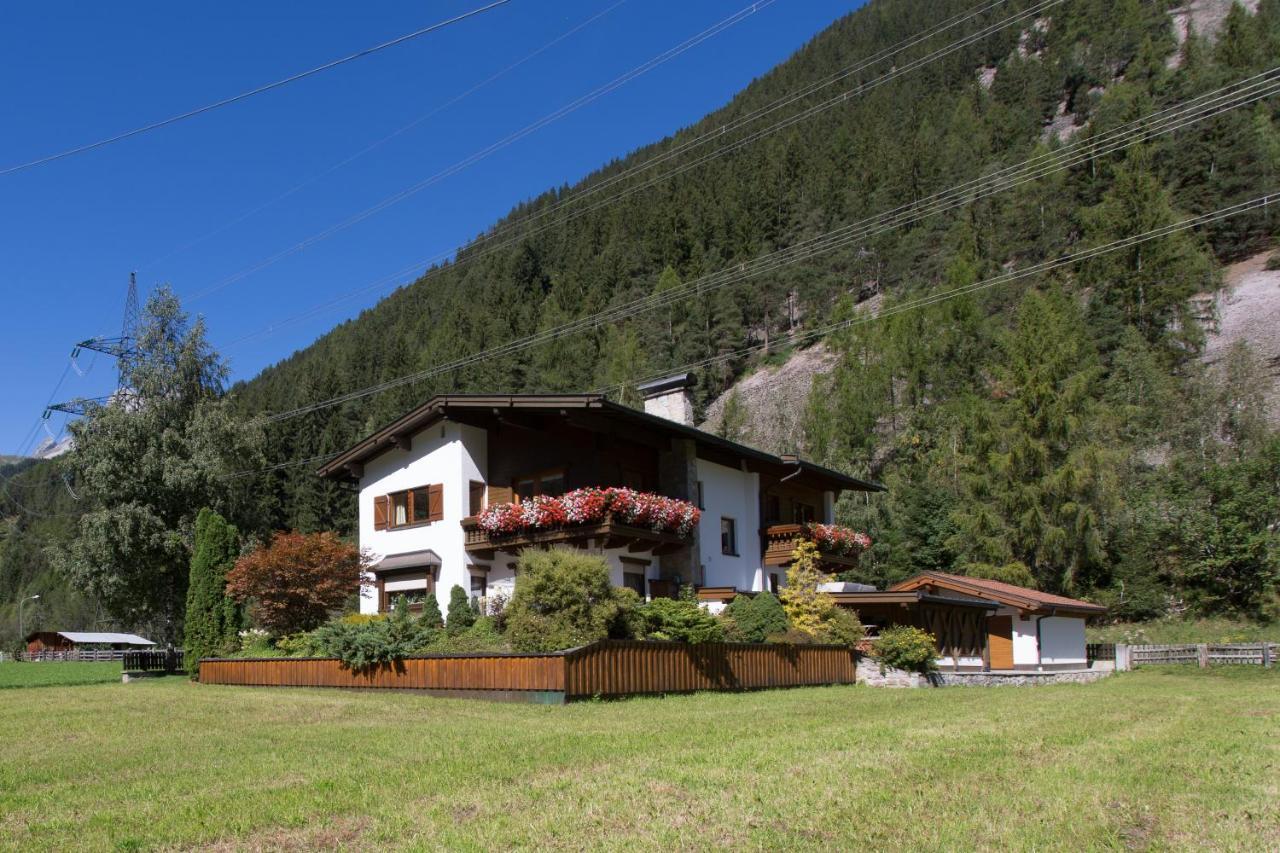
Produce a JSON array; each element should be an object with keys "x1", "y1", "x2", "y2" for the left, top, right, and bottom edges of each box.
[{"x1": 373, "y1": 549, "x2": 441, "y2": 572}]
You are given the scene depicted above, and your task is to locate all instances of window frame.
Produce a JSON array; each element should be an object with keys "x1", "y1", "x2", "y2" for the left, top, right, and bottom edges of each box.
[
  {"x1": 720, "y1": 517, "x2": 738, "y2": 557},
  {"x1": 622, "y1": 571, "x2": 647, "y2": 598}
]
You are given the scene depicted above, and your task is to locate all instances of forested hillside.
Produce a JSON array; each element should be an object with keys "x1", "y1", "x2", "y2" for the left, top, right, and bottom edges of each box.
[{"x1": 5, "y1": 0, "x2": 1279, "y2": 639}]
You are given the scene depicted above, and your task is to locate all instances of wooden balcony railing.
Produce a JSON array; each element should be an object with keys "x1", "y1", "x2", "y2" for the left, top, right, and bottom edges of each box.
[
  {"x1": 762, "y1": 523, "x2": 861, "y2": 570},
  {"x1": 461, "y1": 514, "x2": 691, "y2": 559}
]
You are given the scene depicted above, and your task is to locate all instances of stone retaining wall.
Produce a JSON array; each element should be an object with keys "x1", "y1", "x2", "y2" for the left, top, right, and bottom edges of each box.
[{"x1": 856, "y1": 655, "x2": 1112, "y2": 688}]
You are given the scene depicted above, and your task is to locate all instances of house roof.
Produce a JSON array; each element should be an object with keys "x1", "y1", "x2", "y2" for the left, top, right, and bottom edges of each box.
[
  {"x1": 44, "y1": 631, "x2": 155, "y2": 646},
  {"x1": 888, "y1": 572, "x2": 1107, "y2": 615},
  {"x1": 316, "y1": 393, "x2": 884, "y2": 494},
  {"x1": 825, "y1": 589, "x2": 1001, "y2": 610}
]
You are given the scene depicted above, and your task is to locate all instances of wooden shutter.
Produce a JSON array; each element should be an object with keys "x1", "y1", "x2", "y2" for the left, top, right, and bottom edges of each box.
[
  {"x1": 427, "y1": 484, "x2": 444, "y2": 521},
  {"x1": 469, "y1": 481, "x2": 486, "y2": 516},
  {"x1": 488, "y1": 485, "x2": 513, "y2": 506},
  {"x1": 373, "y1": 495, "x2": 389, "y2": 530}
]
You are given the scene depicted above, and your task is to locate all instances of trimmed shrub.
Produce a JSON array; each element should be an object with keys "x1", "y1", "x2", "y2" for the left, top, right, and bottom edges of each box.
[
  {"x1": 446, "y1": 584, "x2": 476, "y2": 634},
  {"x1": 637, "y1": 597, "x2": 724, "y2": 643},
  {"x1": 816, "y1": 607, "x2": 865, "y2": 647},
  {"x1": 420, "y1": 616, "x2": 507, "y2": 654},
  {"x1": 504, "y1": 548, "x2": 639, "y2": 652},
  {"x1": 723, "y1": 591, "x2": 789, "y2": 643},
  {"x1": 871, "y1": 626, "x2": 938, "y2": 673},
  {"x1": 308, "y1": 595, "x2": 443, "y2": 669}
]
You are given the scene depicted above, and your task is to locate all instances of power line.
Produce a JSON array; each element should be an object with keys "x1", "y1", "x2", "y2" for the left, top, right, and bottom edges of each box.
[
  {"x1": 187, "y1": 0, "x2": 778, "y2": 303},
  {"x1": 229, "y1": 189, "x2": 1279, "y2": 479},
  {"x1": 0, "y1": 0, "x2": 516, "y2": 177},
  {"x1": 253, "y1": 67, "x2": 1280, "y2": 422},
  {"x1": 222, "y1": 0, "x2": 1051, "y2": 345},
  {"x1": 139, "y1": 0, "x2": 628, "y2": 273}
]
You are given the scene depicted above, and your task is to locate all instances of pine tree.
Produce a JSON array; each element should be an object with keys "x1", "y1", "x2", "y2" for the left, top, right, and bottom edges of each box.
[
  {"x1": 779, "y1": 540, "x2": 835, "y2": 636},
  {"x1": 183, "y1": 508, "x2": 240, "y2": 675},
  {"x1": 420, "y1": 591, "x2": 444, "y2": 629}
]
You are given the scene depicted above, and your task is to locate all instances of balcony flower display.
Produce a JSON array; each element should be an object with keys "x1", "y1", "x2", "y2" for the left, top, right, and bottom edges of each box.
[
  {"x1": 801, "y1": 522, "x2": 872, "y2": 556},
  {"x1": 477, "y1": 487, "x2": 701, "y2": 538}
]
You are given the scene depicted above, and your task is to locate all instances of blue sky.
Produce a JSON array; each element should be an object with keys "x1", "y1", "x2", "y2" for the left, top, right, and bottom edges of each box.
[{"x1": 1, "y1": 0, "x2": 863, "y2": 454}]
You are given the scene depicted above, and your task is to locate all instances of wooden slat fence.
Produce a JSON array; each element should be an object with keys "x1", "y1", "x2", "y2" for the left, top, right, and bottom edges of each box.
[
  {"x1": 1126, "y1": 643, "x2": 1276, "y2": 667},
  {"x1": 198, "y1": 641, "x2": 858, "y2": 701},
  {"x1": 562, "y1": 640, "x2": 857, "y2": 699},
  {"x1": 122, "y1": 649, "x2": 185, "y2": 673}
]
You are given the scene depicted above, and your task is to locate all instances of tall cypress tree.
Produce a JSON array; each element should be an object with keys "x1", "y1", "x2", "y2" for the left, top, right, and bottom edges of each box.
[{"x1": 183, "y1": 508, "x2": 241, "y2": 675}]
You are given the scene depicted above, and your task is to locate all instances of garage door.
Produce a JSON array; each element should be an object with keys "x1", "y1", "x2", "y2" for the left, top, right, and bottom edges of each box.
[{"x1": 987, "y1": 615, "x2": 1014, "y2": 670}]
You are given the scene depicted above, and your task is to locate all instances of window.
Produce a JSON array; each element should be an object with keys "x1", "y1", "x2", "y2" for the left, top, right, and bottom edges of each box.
[
  {"x1": 793, "y1": 502, "x2": 816, "y2": 524},
  {"x1": 469, "y1": 481, "x2": 486, "y2": 516},
  {"x1": 411, "y1": 487, "x2": 432, "y2": 524},
  {"x1": 769, "y1": 573, "x2": 780, "y2": 594},
  {"x1": 391, "y1": 492, "x2": 410, "y2": 527},
  {"x1": 376, "y1": 485, "x2": 443, "y2": 530},
  {"x1": 513, "y1": 468, "x2": 566, "y2": 501},
  {"x1": 470, "y1": 573, "x2": 487, "y2": 601},
  {"x1": 720, "y1": 517, "x2": 737, "y2": 556},
  {"x1": 623, "y1": 571, "x2": 647, "y2": 598}
]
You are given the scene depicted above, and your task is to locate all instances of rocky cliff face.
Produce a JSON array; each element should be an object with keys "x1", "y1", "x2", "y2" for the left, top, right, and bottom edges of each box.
[{"x1": 1203, "y1": 250, "x2": 1280, "y2": 427}]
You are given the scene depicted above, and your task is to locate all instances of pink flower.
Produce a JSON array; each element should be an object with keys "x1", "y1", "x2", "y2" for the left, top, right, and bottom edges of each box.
[
  {"x1": 475, "y1": 486, "x2": 700, "y2": 538},
  {"x1": 802, "y1": 522, "x2": 872, "y2": 556}
]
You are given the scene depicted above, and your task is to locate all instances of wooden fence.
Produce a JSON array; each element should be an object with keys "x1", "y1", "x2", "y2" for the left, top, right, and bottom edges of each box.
[
  {"x1": 1121, "y1": 642, "x2": 1276, "y2": 668},
  {"x1": 122, "y1": 649, "x2": 185, "y2": 673},
  {"x1": 198, "y1": 641, "x2": 858, "y2": 702},
  {"x1": 19, "y1": 649, "x2": 134, "y2": 662}
]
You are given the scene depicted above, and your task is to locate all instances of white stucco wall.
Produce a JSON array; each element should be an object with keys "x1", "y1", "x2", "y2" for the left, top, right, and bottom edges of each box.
[
  {"x1": 358, "y1": 420, "x2": 485, "y2": 617},
  {"x1": 1011, "y1": 610, "x2": 1039, "y2": 666},
  {"x1": 695, "y1": 459, "x2": 762, "y2": 592},
  {"x1": 1039, "y1": 616, "x2": 1086, "y2": 664}
]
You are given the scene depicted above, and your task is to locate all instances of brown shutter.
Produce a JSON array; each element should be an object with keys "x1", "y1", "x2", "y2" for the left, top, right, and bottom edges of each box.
[
  {"x1": 373, "y1": 495, "x2": 389, "y2": 530},
  {"x1": 488, "y1": 485, "x2": 513, "y2": 506},
  {"x1": 428, "y1": 484, "x2": 444, "y2": 522},
  {"x1": 469, "y1": 481, "x2": 486, "y2": 516}
]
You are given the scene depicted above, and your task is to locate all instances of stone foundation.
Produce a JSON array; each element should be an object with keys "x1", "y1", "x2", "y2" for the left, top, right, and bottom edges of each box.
[{"x1": 856, "y1": 655, "x2": 1112, "y2": 688}]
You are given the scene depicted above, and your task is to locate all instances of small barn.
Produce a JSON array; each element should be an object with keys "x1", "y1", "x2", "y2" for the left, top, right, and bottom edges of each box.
[
  {"x1": 889, "y1": 572, "x2": 1105, "y2": 671},
  {"x1": 25, "y1": 631, "x2": 156, "y2": 655}
]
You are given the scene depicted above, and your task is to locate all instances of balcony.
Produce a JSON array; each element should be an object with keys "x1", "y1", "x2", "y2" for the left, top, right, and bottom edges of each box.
[
  {"x1": 462, "y1": 513, "x2": 691, "y2": 560},
  {"x1": 762, "y1": 523, "x2": 863, "y2": 571}
]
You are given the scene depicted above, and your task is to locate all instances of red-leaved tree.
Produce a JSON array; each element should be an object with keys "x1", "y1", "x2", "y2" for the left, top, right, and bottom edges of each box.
[{"x1": 225, "y1": 531, "x2": 371, "y2": 635}]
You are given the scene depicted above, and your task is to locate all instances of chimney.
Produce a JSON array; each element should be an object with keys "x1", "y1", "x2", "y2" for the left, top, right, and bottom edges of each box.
[{"x1": 638, "y1": 373, "x2": 696, "y2": 426}]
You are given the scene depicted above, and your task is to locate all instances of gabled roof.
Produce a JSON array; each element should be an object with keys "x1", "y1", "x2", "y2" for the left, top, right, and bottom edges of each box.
[
  {"x1": 889, "y1": 572, "x2": 1106, "y2": 615},
  {"x1": 316, "y1": 393, "x2": 884, "y2": 494},
  {"x1": 56, "y1": 632, "x2": 154, "y2": 645}
]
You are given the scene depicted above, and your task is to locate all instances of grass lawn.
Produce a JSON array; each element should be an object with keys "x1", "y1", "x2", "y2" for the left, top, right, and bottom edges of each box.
[
  {"x1": 0, "y1": 661, "x2": 121, "y2": 689},
  {"x1": 0, "y1": 668, "x2": 1276, "y2": 851}
]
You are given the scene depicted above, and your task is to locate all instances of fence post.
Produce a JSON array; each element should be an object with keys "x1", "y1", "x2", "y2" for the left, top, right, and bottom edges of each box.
[
  {"x1": 1115, "y1": 644, "x2": 1130, "y2": 671},
  {"x1": 1264, "y1": 643, "x2": 1273, "y2": 668},
  {"x1": 1197, "y1": 643, "x2": 1209, "y2": 668}
]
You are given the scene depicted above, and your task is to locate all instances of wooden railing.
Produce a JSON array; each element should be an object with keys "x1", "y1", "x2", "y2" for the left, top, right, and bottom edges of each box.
[
  {"x1": 20, "y1": 649, "x2": 134, "y2": 662},
  {"x1": 461, "y1": 514, "x2": 690, "y2": 558},
  {"x1": 762, "y1": 524, "x2": 860, "y2": 569},
  {"x1": 123, "y1": 649, "x2": 185, "y2": 673},
  {"x1": 198, "y1": 640, "x2": 858, "y2": 701}
]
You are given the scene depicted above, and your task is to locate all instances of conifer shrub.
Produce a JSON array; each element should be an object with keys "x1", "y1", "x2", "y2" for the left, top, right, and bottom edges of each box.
[
  {"x1": 723, "y1": 591, "x2": 789, "y2": 643},
  {"x1": 637, "y1": 596, "x2": 724, "y2": 643},
  {"x1": 504, "y1": 548, "x2": 639, "y2": 652},
  {"x1": 871, "y1": 626, "x2": 938, "y2": 673},
  {"x1": 419, "y1": 591, "x2": 444, "y2": 629},
  {"x1": 446, "y1": 584, "x2": 476, "y2": 634},
  {"x1": 817, "y1": 607, "x2": 865, "y2": 647},
  {"x1": 183, "y1": 508, "x2": 241, "y2": 676}
]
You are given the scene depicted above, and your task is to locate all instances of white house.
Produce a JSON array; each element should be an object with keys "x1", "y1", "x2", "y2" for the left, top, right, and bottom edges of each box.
[{"x1": 317, "y1": 375, "x2": 882, "y2": 617}]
